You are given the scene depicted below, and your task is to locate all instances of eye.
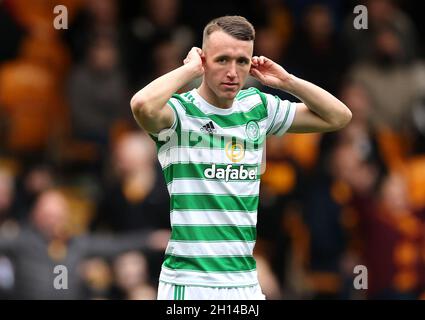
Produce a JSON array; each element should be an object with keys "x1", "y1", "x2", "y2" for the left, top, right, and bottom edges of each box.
[
  {"x1": 237, "y1": 59, "x2": 249, "y2": 65},
  {"x1": 217, "y1": 57, "x2": 227, "y2": 64}
]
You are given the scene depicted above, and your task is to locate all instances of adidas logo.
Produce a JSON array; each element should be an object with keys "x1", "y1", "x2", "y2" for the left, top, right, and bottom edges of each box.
[{"x1": 200, "y1": 121, "x2": 217, "y2": 134}]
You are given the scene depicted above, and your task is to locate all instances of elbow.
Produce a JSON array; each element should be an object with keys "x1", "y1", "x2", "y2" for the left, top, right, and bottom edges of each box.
[
  {"x1": 130, "y1": 94, "x2": 154, "y2": 120},
  {"x1": 332, "y1": 104, "x2": 352, "y2": 130},
  {"x1": 341, "y1": 104, "x2": 353, "y2": 128},
  {"x1": 130, "y1": 95, "x2": 144, "y2": 115}
]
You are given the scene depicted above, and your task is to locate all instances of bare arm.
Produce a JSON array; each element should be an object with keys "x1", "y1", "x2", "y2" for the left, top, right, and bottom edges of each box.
[
  {"x1": 130, "y1": 47, "x2": 204, "y2": 134},
  {"x1": 250, "y1": 56, "x2": 352, "y2": 133}
]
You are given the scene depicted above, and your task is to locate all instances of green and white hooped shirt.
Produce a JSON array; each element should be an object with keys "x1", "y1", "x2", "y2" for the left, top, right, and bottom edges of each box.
[{"x1": 150, "y1": 87, "x2": 296, "y2": 287}]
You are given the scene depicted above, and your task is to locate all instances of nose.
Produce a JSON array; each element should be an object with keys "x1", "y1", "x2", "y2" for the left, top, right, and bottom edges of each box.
[{"x1": 226, "y1": 61, "x2": 237, "y2": 79}]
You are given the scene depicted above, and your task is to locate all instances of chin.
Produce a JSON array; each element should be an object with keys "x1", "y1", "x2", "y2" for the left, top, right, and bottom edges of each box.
[
  {"x1": 226, "y1": 92, "x2": 238, "y2": 99},
  {"x1": 221, "y1": 90, "x2": 238, "y2": 100}
]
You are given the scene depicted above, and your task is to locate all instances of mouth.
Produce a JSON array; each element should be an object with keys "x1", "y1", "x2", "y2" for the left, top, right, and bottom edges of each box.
[{"x1": 221, "y1": 83, "x2": 239, "y2": 89}]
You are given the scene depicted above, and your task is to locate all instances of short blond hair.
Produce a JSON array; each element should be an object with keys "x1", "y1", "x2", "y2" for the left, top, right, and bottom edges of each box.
[{"x1": 203, "y1": 16, "x2": 255, "y2": 44}]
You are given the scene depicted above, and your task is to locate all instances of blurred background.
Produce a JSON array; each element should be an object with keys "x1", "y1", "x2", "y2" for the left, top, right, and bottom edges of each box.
[{"x1": 0, "y1": 0, "x2": 425, "y2": 300}]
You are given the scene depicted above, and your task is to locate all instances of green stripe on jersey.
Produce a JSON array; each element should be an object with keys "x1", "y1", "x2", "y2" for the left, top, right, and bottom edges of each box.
[
  {"x1": 236, "y1": 88, "x2": 257, "y2": 100},
  {"x1": 172, "y1": 95, "x2": 267, "y2": 128},
  {"x1": 171, "y1": 225, "x2": 256, "y2": 242},
  {"x1": 170, "y1": 194, "x2": 259, "y2": 212},
  {"x1": 174, "y1": 285, "x2": 178, "y2": 300},
  {"x1": 164, "y1": 255, "x2": 256, "y2": 272},
  {"x1": 273, "y1": 100, "x2": 292, "y2": 134},
  {"x1": 163, "y1": 163, "x2": 260, "y2": 184}
]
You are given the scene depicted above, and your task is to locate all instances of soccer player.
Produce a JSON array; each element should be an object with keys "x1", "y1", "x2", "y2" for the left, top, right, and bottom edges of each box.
[{"x1": 130, "y1": 16, "x2": 352, "y2": 300}]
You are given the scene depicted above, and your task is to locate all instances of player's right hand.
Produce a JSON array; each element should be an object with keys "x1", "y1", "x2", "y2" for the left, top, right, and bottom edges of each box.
[{"x1": 183, "y1": 47, "x2": 205, "y2": 77}]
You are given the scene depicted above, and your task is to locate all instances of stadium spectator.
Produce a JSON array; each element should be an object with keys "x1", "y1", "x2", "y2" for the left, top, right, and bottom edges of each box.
[{"x1": 0, "y1": 189, "x2": 166, "y2": 299}]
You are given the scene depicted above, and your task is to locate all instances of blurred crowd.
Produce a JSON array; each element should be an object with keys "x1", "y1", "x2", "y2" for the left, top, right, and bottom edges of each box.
[{"x1": 0, "y1": 0, "x2": 425, "y2": 299}]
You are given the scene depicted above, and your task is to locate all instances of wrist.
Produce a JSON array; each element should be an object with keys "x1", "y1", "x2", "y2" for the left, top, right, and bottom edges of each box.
[
  {"x1": 278, "y1": 73, "x2": 298, "y2": 92},
  {"x1": 182, "y1": 62, "x2": 203, "y2": 79}
]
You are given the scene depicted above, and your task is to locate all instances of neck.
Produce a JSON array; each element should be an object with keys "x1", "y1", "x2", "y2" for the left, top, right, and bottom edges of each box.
[{"x1": 198, "y1": 81, "x2": 234, "y2": 109}]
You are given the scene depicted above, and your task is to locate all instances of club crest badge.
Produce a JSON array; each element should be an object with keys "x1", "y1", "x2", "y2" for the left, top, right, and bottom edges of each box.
[{"x1": 245, "y1": 120, "x2": 260, "y2": 141}]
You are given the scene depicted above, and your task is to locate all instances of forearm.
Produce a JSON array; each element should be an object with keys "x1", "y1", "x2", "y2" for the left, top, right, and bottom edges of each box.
[
  {"x1": 130, "y1": 64, "x2": 199, "y2": 117},
  {"x1": 281, "y1": 74, "x2": 352, "y2": 129}
]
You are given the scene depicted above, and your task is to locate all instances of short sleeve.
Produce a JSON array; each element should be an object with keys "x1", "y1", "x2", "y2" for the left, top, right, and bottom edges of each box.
[{"x1": 264, "y1": 93, "x2": 297, "y2": 136}]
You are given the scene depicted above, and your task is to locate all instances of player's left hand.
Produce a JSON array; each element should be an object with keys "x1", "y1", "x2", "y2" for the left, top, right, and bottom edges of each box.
[{"x1": 250, "y1": 56, "x2": 291, "y2": 90}]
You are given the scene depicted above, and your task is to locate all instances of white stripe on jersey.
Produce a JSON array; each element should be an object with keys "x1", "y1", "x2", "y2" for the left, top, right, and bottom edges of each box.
[
  {"x1": 169, "y1": 179, "x2": 260, "y2": 196},
  {"x1": 165, "y1": 241, "x2": 255, "y2": 257},
  {"x1": 158, "y1": 146, "x2": 263, "y2": 169},
  {"x1": 170, "y1": 209, "x2": 257, "y2": 227}
]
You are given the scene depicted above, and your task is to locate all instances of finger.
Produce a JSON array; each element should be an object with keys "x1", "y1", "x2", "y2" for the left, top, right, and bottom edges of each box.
[
  {"x1": 193, "y1": 47, "x2": 203, "y2": 58},
  {"x1": 264, "y1": 57, "x2": 273, "y2": 65},
  {"x1": 251, "y1": 56, "x2": 259, "y2": 66},
  {"x1": 259, "y1": 56, "x2": 266, "y2": 65},
  {"x1": 250, "y1": 68, "x2": 265, "y2": 82},
  {"x1": 251, "y1": 70, "x2": 264, "y2": 82}
]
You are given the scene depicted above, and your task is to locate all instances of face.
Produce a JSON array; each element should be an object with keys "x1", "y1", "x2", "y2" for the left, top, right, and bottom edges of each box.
[
  {"x1": 32, "y1": 191, "x2": 69, "y2": 239},
  {"x1": 202, "y1": 31, "x2": 253, "y2": 106},
  {"x1": 114, "y1": 251, "x2": 148, "y2": 290},
  {"x1": 114, "y1": 133, "x2": 156, "y2": 176}
]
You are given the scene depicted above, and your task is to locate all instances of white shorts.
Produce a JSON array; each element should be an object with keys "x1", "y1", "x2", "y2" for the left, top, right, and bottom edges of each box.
[{"x1": 157, "y1": 282, "x2": 266, "y2": 300}]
